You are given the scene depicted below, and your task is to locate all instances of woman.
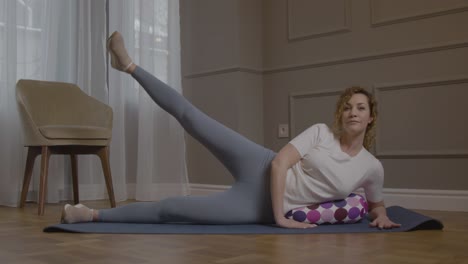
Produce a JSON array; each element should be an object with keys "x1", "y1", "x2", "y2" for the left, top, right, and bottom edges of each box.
[{"x1": 61, "y1": 31, "x2": 400, "y2": 229}]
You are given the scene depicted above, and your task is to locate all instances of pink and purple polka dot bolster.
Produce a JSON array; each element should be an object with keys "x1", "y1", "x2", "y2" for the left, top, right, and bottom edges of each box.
[{"x1": 284, "y1": 193, "x2": 369, "y2": 225}]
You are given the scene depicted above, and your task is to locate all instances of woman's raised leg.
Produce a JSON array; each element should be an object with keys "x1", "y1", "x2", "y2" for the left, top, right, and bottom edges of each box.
[
  {"x1": 108, "y1": 31, "x2": 271, "y2": 181},
  {"x1": 59, "y1": 31, "x2": 277, "y2": 225},
  {"x1": 131, "y1": 66, "x2": 273, "y2": 180}
]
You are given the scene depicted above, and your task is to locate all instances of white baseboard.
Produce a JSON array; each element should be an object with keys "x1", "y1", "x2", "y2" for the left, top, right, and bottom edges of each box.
[
  {"x1": 189, "y1": 184, "x2": 468, "y2": 212},
  {"x1": 372, "y1": 188, "x2": 468, "y2": 212}
]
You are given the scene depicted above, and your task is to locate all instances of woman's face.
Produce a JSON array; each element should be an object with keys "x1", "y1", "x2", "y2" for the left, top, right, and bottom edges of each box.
[{"x1": 341, "y1": 93, "x2": 373, "y2": 137}]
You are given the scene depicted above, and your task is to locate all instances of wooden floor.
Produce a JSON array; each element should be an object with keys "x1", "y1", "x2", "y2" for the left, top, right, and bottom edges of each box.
[{"x1": 1, "y1": 201, "x2": 468, "y2": 264}]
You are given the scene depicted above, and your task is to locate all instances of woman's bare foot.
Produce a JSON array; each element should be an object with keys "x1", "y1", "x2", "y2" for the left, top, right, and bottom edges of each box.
[
  {"x1": 61, "y1": 203, "x2": 94, "y2": 224},
  {"x1": 107, "y1": 31, "x2": 135, "y2": 73}
]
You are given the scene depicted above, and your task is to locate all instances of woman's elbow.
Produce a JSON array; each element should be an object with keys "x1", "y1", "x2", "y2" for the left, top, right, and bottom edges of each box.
[{"x1": 270, "y1": 157, "x2": 289, "y2": 172}]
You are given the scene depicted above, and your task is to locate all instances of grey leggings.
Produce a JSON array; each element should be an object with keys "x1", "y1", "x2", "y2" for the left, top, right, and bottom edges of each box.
[{"x1": 98, "y1": 66, "x2": 276, "y2": 224}]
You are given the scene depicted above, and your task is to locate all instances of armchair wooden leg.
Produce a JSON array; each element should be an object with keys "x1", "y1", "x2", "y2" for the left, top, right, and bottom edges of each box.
[
  {"x1": 38, "y1": 146, "x2": 51, "y2": 215},
  {"x1": 19, "y1": 147, "x2": 41, "y2": 208},
  {"x1": 97, "y1": 146, "x2": 116, "y2": 208},
  {"x1": 70, "y1": 154, "x2": 79, "y2": 204}
]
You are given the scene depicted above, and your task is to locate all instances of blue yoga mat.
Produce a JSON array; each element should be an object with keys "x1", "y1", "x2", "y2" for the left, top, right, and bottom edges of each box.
[{"x1": 43, "y1": 206, "x2": 443, "y2": 234}]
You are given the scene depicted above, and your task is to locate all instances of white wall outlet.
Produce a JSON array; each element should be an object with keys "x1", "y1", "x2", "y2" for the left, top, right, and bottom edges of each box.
[{"x1": 278, "y1": 124, "x2": 289, "y2": 138}]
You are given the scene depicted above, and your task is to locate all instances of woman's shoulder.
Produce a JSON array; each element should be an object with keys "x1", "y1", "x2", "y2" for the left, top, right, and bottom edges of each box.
[
  {"x1": 290, "y1": 123, "x2": 335, "y2": 151},
  {"x1": 313, "y1": 123, "x2": 331, "y2": 130},
  {"x1": 306, "y1": 123, "x2": 334, "y2": 137},
  {"x1": 310, "y1": 123, "x2": 335, "y2": 142}
]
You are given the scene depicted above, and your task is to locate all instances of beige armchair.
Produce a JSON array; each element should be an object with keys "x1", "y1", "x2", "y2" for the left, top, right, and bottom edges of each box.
[{"x1": 16, "y1": 79, "x2": 116, "y2": 215}]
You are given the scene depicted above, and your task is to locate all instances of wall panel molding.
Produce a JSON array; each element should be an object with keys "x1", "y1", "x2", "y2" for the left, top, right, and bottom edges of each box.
[
  {"x1": 184, "y1": 66, "x2": 263, "y2": 79},
  {"x1": 374, "y1": 76, "x2": 468, "y2": 158},
  {"x1": 263, "y1": 40, "x2": 468, "y2": 75},
  {"x1": 287, "y1": 77, "x2": 468, "y2": 159},
  {"x1": 287, "y1": 0, "x2": 351, "y2": 41},
  {"x1": 370, "y1": 0, "x2": 468, "y2": 27},
  {"x1": 289, "y1": 89, "x2": 342, "y2": 137},
  {"x1": 184, "y1": 40, "x2": 468, "y2": 78}
]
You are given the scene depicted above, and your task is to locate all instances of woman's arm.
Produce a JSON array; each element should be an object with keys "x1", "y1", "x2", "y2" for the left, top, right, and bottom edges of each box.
[
  {"x1": 368, "y1": 200, "x2": 401, "y2": 229},
  {"x1": 270, "y1": 144, "x2": 316, "y2": 229}
]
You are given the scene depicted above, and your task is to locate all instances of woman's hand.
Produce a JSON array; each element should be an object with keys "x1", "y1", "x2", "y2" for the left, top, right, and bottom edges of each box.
[
  {"x1": 369, "y1": 215, "x2": 401, "y2": 229},
  {"x1": 367, "y1": 200, "x2": 401, "y2": 229},
  {"x1": 276, "y1": 217, "x2": 317, "y2": 229}
]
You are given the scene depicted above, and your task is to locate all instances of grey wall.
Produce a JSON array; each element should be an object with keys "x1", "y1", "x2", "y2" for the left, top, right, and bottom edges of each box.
[
  {"x1": 181, "y1": 0, "x2": 468, "y2": 189},
  {"x1": 180, "y1": 0, "x2": 264, "y2": 185}
]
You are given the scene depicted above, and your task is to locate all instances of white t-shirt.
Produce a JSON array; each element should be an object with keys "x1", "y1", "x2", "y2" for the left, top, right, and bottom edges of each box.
[{"x1": 283, "y1": 123, "x2": 384, "y2": 213}]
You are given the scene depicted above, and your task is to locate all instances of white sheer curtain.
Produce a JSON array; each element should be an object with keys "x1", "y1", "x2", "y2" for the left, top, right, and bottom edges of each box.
[
  {"x1": 0, "y1": 0, "x2": 188, "y2": 207},
  {"x1": 0, "y1": 0, "x2": 82, "y2": 206},
  {"x1": 108, "y1": 0, "x2": 189, "y2": 201}
]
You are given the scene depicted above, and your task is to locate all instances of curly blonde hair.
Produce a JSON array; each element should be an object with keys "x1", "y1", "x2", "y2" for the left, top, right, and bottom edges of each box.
[{"x1": 332, "y1": 87, "x2": 378, "y2": 150}]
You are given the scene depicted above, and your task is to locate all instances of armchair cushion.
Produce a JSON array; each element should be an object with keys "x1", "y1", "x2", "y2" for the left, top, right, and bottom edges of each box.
[{"x1": 39, "y1": 125, "x2": 111, "y2": 140}]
